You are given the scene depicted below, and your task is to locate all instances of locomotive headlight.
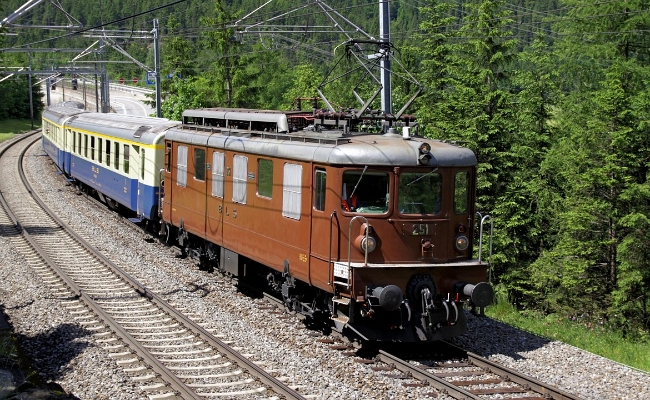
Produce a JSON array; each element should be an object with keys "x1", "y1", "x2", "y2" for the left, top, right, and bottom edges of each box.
[
  {"x1": 418, "y1": 143, "x2": 432, "y2": 165},
  {"x1": 454, "y1": 235, "x2": 469, "y2": 251},
  {"x1": 360, "y1": 236, "x2": 377, "y2": 253}
]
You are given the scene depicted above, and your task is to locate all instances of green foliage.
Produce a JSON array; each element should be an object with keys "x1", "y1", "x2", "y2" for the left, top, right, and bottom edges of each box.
[
  {"x1": 0, "y1": 77, "x2": 44, "y2": 121},
  {"x1": 486, "y1": 292, "x2": 650, "y2": 371}
]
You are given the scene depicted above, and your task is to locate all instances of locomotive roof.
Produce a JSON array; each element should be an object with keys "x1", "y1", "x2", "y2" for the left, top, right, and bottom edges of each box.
[{"x1": 165, "y1": 127, "x2": 477, "y2": 167}]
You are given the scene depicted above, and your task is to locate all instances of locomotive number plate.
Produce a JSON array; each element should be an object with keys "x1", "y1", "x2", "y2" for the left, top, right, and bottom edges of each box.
[{"x1": 403, "y1": 223, "x2": 430, "y2": 235}]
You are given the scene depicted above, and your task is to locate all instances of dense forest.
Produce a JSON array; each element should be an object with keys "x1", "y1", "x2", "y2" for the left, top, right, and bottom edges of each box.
[{"x1": 2, "y1": 0, "x2": 649, "y2": 340}]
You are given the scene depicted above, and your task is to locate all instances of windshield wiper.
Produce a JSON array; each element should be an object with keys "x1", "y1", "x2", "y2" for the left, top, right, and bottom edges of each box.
[{"x1": 406, "y1": 167, "x2": 438, "y2": 186}]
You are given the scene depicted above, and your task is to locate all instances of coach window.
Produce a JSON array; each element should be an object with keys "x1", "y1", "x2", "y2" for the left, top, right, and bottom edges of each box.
[
  {"x1": 177, "y1": 145, "x2": 188, "y2": 187},
  {"x1": 98, "y1": 138, "x2": 103, "y2": 163},
  {"x1": 211, "y1": 151, "x2": 225, "y2": 198},
  {"x1": 72, "y1": 131, "x2": 76, "y2": 154},
  {"x1": 194, "y1": 148, "x2": 206, "y2": 181},
  {"x1": 77, "y1": 132, "x2": 82, "y2": 154},
  {"x1": 84, "y1": 134, "x2": 89, "y2": 158},
  {"x1": 398, "y1": 171, "x2": 442, "y2": 215},
  {"x1": 140, "y1": 148, "x2": 146, "y2": 180},
  {"x1": 454, "y1": 171, "x2": 469, "y2": 214},
  {"x1": 90, "y1": 136, "x2": 95, "y2": 160},
  {"x1": 106, "y1": 140, "x2": 111, "y2": 167},
  {"x1": 341, "y1": 170, "x2": 389, "y2": 214},
  {"x1": 114, "y1": 142, "x2": 120, "y2": 170},
  {"x1": 233, "y1": 155, "x2": 248, "y2": 204},
  {"x1": 314, "y1": 169, "x2": 326, "y2": 211},
  {"x1": 283, "y1": 163, "x2": 302, "y2": 220},
  {"x1": 123, "y1": 144, "x2": 130, "y2": 174},
  {"x1": 257, "y1": 159, "x2": 273, "y2": 198}
]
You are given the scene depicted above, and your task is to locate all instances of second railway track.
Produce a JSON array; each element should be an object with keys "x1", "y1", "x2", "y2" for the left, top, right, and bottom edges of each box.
[{"x1": 0, "y1": 132, "x2": 307, "y2": 399}]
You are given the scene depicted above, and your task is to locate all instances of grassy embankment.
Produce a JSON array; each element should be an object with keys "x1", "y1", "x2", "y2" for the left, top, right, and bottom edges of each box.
[
  {"x1": 486, "y1": 294, "x2": 650, "y2": 372},
  {"x1": 0, "y1": 120, "x2": 40, "y2": 142}
]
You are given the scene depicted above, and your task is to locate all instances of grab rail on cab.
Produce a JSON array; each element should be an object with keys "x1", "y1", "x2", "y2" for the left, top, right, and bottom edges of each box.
[
  {"x1": 476, "y1": 212, "x2": 494, "y2": 282},
  {"x1": 158, "y1": 168, "x2": 165, "y2": 217}
]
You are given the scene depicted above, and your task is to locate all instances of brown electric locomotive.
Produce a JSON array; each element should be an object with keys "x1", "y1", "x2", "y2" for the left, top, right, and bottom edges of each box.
[{"x1": 159, "y1": 108, "x2": 494, "y2": 342}]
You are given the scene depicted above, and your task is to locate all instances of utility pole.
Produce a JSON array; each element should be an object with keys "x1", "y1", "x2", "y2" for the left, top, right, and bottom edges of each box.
[
  {"x1": 153, "y1": 19, "x2": 162, "y2": 118},
  {"x1": 99, "y1": 38, "x2": 110, "y2": 113},
  {"x1": 27, "y1": 48, "x2": 34, "y2": 129},
  {"x1": 379, "y1": 0, "x2": 392, "y2": 116}
]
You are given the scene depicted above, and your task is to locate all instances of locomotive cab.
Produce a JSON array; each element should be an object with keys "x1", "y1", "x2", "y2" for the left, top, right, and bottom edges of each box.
[{"x1": 330, "y1": 159, "x2": 493, "y2": 341}]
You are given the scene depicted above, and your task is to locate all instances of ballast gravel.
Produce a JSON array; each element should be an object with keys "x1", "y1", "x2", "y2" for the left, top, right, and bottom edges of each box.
[{"x1": 0, "y1": 140, "x2": 647, "y2": 399}]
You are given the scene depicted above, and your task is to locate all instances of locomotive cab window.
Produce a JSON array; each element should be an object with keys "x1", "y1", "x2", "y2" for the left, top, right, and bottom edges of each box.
[
  {"x1": 341, "y1": 169, "x2": 389, "y2": 214},
  {"x1": 398, "y1": 170, "x2": 442, "y2": 215},
  {"x1": 454, "y1": 171, "x2": 469, "y2": 214}
]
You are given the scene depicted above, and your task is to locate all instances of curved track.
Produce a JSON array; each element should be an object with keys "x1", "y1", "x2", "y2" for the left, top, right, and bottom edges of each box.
[{"x1": 0, "y1": 132, "x2": 306, "y2": 399}]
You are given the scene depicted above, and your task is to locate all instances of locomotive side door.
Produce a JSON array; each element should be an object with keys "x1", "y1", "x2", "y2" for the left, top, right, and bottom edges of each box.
[{"x1": 205, "y1": 149, "x2": 225, "y2": 247}]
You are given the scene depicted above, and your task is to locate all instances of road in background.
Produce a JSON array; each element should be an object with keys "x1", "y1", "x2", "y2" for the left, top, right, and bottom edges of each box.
[{"x1": 45, "y1": 82, "x2": 155, "y2": 117}]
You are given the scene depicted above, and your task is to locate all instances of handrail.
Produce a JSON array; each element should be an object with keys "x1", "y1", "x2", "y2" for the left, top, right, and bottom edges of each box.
[
  {"x1": 158, "y1": 168, "x2": 165, "y2": 217},
  {"x1": 476, "y1": 212, "x2": 494, "y2": 282},
  {"x1": 347, "y1": 216, "x2": 370, "y2": 279},
  {"x1": 328, "y1": 211, "x2": 336, "y2": 286}
]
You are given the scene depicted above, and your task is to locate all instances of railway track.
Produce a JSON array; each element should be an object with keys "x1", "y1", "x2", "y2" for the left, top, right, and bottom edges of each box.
[
  {"x1": 312, "y1": 335, "x2": 585, "y2": 400},
  {"x1": 374, "y1": 345, "x2": 584, "y2": 400},
  {"x1": 0, "y1": 132, "x2": 307, "y2": 399}
]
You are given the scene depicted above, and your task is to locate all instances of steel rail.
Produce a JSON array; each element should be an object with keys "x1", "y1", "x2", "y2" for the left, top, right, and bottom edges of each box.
[
  {"x1": 4, "y1": 133, "x2": 202, "y2": 399},
  {"x1": 378, "y1": 347, "x2": 585, "y2": 400},
  {"x1": 19, "y1": 135, "x2": 306, "y2": 400}
]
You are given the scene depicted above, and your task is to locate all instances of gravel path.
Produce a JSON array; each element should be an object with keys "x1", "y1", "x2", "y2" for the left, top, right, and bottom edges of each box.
[{"x1": 0, "y1": 140, "x2": 648, "y2": 399}]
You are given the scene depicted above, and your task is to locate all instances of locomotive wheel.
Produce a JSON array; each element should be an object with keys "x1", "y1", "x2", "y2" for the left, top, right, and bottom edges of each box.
[{"x1": 164, "y1": 223, "x2": 174, "y2": 245}]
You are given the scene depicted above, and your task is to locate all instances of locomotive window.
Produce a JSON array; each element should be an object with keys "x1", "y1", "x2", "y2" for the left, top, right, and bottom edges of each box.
[
  {"x1": 194, "y1": 148, "x2": 206, "y2": 181},
  {"x1": 314, "y1": 169, "x2": 326, "y2": 211},
  {"x1": 211, "y1": 151, "x2": 225, "y2": 198},
  {"x1": 233, "y1": 155, "x2": 248, "y2": 204},
  {"x1": 90, "y1": 136, "x2": 95, "y2": 160},
  {"x1": 398, "y1": 171, "x2": 442, "y2": 215},
  {"x1": 257, "y1": 159, "x2": 273, "y2": 198},
  {"x1": 123, "y1": 144, "x2": 130, "y2": 174},
  {"x1": 98, "y1": 139, "x2": 103, "y2": 163},
  {"x1": 165, "y1": 143, "x2": 172, "y2": 172},
  {"x1": 84, "y1": 134, "x2": 88, "y2": 158},
  {"x1": 106, "y1": 140, "x2": 111, "y2": 167},
  {"x1": 283, "y1": 163, "x2": 302, "y2": 220},
  {"x1": 454, "y1": 171, "x2": 469, "y2": 214},
  {"x1": 114, "y1": 142, "x2": 120, "y2": 171},
  {"x1": 341, "y1": 170, "x2": 389, "y2": 214},
  {"x1": 177, "y1": 145, "x2": 188, "y2": 187}
]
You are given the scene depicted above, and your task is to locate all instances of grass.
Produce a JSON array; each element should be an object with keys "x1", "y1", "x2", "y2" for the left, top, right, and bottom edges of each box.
[
  {"x1": 0, "y1": 119, "x2": 40, "y2": 142},
  {"x1": 485, "y1": 296, "x2": 650, "y2": 372}
]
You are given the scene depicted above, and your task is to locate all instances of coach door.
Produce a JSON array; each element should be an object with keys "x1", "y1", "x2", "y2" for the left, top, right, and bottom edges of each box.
[
  {"x1": 168, "y1": 143, "x2": 209, "y2": 239},
  {"x1": 205, "y1": 150, "x2": 225, "y2": 246}
]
